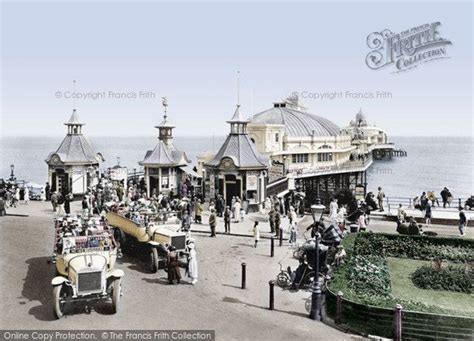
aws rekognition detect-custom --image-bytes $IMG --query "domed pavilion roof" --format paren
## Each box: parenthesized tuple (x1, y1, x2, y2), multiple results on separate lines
(250, 97, 340, 137)
(355, 108, 367, 126)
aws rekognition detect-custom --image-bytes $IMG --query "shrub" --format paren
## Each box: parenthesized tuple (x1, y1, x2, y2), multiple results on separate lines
(347, 255, 391, 297)
(412, 265, 473, 294)
(327, 233, 474, 317)
(354, 233, 474, 262)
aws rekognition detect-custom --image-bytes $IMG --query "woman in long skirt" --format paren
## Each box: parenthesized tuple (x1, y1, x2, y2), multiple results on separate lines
(253, 221, 260, 248)
(167, 246, 181, 284)
(187, 243, 198, 284)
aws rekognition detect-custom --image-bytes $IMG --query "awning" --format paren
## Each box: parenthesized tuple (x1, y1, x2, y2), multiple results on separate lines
(179, 165, 201, 178)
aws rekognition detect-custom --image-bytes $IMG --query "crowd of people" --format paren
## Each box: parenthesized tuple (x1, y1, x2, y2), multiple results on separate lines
(43, 173, 201, 286)
(0, 184, 31, 210)
(394, 187, 469, 236)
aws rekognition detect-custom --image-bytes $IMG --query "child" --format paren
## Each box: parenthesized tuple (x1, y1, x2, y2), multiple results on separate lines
(253, 221, 260, 248)
(289, 222, 297, 245)
(425, 202, 432, 226)
(240, 207, 245, 222)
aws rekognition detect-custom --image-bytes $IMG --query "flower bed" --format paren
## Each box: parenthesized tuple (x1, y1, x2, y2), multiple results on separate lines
(327, 233, 474, 317)
(412, 265, 473, 294)
(353, 232, 474, 262)
(347, 255, 391, 297)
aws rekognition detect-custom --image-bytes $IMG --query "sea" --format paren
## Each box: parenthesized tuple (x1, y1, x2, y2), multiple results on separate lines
(1, 136, 473, 199)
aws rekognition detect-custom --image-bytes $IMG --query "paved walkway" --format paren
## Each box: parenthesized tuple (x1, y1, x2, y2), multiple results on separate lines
(190, 210, 473, 240)
(372, 206, 474, 221)
(1, 201, 352, 341)
(5, 201, 472, 240)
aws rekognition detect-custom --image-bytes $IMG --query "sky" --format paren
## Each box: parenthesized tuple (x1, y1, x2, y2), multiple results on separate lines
(1, 1, 472, 137)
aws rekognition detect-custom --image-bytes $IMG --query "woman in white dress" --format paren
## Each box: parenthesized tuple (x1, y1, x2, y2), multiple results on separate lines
(329, 198, 338, 224)
(252, 221, 260, 248)
(15, 187, 20, 202)
(40, 187, 46, 201)
(233, 199, 241, 223)
(24, 186, 30, 205)
(187, 243, 198, 284)
(264, 197, 272, 217)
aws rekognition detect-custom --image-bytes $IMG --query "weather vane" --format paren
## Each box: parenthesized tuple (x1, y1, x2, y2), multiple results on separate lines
(237, 71, 240, 106)
(162, 96, 168, 119)
(73, 80, 77, 110)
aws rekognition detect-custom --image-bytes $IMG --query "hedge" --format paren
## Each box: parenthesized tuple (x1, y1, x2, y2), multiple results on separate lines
(327, 232, 474, 317)
(353, 232, 474, 262)
(412, 265, 473, 294)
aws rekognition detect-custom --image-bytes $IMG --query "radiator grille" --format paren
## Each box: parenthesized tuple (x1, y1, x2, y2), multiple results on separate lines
(77, 271, 102, 293)
(171, 235, 186, 251)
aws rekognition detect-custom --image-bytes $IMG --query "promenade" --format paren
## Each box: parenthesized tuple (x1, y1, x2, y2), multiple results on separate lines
(0, 201, 349, 340)
(2, 200, 470, 340)
(191, 209, 473, 240)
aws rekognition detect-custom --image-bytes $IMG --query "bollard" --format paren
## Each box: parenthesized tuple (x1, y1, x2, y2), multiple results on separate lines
(270, 236, 274, 257)
(335, 291, 343, 324)
(394, 304, 403, 341)
(269, 280, 275, 310)
(241, 263, 246, 289)
(279, 229, 283, 247)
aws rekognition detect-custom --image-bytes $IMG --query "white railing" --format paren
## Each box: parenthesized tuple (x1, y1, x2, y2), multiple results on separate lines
(288, 156, 373, 177)
(384, 196, 470, 213)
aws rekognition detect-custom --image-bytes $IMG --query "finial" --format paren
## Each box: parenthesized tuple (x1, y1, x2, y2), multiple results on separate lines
(237, 70, 240, 106)
(73, 80, 76, 110)
(162, 96, 168, 119)
(117, 157, 120, 166)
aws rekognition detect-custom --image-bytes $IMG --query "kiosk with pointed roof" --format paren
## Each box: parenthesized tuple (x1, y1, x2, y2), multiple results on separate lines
(205, 102, 268, 206)
(46, 109, 104, 196)
(139, 98, 190, 197)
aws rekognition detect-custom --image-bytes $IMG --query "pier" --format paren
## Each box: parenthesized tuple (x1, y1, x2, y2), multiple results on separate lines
(369, 144, 407, 159)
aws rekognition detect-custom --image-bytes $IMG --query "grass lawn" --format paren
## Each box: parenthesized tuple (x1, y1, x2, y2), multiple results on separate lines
(387, 257, 474, 315)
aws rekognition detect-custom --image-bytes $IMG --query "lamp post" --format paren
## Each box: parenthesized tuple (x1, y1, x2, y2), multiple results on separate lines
(9, 164, 16, 182)
(309, 201, 325, 321)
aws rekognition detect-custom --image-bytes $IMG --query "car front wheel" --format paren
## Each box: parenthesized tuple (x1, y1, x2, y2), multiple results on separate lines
(53, 285, 68, 319)
(111, 278, 122, 314)
(150, 247, 159, 273)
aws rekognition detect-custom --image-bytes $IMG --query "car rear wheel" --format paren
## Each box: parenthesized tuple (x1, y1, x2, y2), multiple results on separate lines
(276, 273, 291, 288)
(111, 278, 122, 314)
(53, 285, 68, 319)
(150, 247, 159, 273)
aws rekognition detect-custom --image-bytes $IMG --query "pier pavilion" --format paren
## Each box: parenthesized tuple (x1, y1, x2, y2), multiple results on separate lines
(139, 101, 190, 197)
(342, 109, 406, 160)
(204, 104, 268, 206)
(45, 109, 104, 196)
(247, 95, 372, 205)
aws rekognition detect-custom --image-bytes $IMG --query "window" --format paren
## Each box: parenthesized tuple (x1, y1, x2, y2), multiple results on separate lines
(292, 154, 309, 163)
(161, 168, 169, 189)
(275, 133, 279, 143)
(317, 153, 333, 162)
(319, 144, 332, 149)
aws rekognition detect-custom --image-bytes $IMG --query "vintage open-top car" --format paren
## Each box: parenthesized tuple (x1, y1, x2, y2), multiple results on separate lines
(51, 225, 124, 319)
(106, 210, 188, 272)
